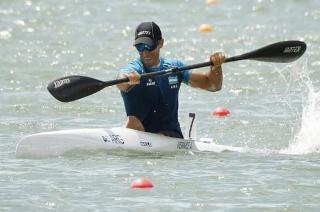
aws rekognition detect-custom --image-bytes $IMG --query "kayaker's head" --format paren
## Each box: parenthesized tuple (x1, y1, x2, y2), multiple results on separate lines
(134, 22, 164, 67)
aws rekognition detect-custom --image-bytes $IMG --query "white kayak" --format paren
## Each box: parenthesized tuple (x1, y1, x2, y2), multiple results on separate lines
(16, 127, 243, 158)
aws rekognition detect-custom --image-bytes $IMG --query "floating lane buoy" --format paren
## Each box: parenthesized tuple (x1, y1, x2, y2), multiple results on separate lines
(205, 0, 219, 5)
(212, 107, 230, 116)
(130, 178, 154, 189)
(198, 24, 214, 33)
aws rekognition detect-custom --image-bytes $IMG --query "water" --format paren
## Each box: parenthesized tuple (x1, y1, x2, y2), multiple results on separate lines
(1, 0, 320, 211)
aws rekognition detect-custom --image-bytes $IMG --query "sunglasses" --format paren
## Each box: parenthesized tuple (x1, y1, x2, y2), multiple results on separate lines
(135, 43, 157, 52)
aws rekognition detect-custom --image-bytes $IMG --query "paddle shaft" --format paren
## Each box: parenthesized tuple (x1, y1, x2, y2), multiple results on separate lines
(102, 57, 240, 87)
(47, 40, 307, 102)
(103, 38, 308, 87)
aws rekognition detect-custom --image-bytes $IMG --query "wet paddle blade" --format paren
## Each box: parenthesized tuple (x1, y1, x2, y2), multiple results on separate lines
(47, 75, 105, 102)
(226, 40, 307, 63)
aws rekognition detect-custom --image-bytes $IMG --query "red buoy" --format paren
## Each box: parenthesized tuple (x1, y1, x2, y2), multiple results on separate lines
(212, 107, 230, 116)
(130, 178, 154, 189)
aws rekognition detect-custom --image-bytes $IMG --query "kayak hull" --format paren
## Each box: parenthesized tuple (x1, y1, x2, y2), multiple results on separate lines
(16, 127, 242, 158)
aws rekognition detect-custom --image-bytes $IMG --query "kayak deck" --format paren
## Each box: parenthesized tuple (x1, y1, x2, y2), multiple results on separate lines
(16, 127, 243, 158)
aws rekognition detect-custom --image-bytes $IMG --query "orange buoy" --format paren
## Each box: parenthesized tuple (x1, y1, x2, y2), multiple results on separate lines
(130, 178, 154, 189)
(212, 107, 230, 116)
(206, 0, 219, 5)
(198, 24, 213, 33)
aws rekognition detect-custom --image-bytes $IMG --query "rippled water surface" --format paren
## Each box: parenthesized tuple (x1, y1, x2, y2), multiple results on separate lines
(1, 0, 320, 211)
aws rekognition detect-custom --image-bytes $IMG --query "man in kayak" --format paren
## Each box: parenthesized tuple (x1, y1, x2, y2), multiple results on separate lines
(117, 22, 225, 138)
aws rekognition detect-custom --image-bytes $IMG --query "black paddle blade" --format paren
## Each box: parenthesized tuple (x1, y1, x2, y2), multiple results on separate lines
(47, 75, 105, 102)
(228, 40, 307, 63)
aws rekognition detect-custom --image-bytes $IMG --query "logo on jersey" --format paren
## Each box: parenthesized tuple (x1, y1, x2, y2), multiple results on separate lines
(168, 76, 178, 89)
(146, 78, 156, 86)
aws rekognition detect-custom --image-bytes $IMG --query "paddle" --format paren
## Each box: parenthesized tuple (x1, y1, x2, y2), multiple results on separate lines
(47, 40, 306, 102)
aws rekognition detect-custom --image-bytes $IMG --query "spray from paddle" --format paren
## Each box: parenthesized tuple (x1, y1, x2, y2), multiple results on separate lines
(280, 62, 320, 154)
(281, 88, 320, 154)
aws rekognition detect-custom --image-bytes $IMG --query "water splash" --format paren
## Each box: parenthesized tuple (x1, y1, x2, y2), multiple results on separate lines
(281, 88, 320, 154)
(280, 59, 320, 155)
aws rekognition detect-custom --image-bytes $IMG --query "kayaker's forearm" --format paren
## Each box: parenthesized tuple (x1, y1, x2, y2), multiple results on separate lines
(206, 65, 223, 92)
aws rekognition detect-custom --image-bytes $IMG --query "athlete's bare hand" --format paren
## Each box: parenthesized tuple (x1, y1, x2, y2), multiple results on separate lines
(121, 71, 141, 85)
(210, 52, 225, 67)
